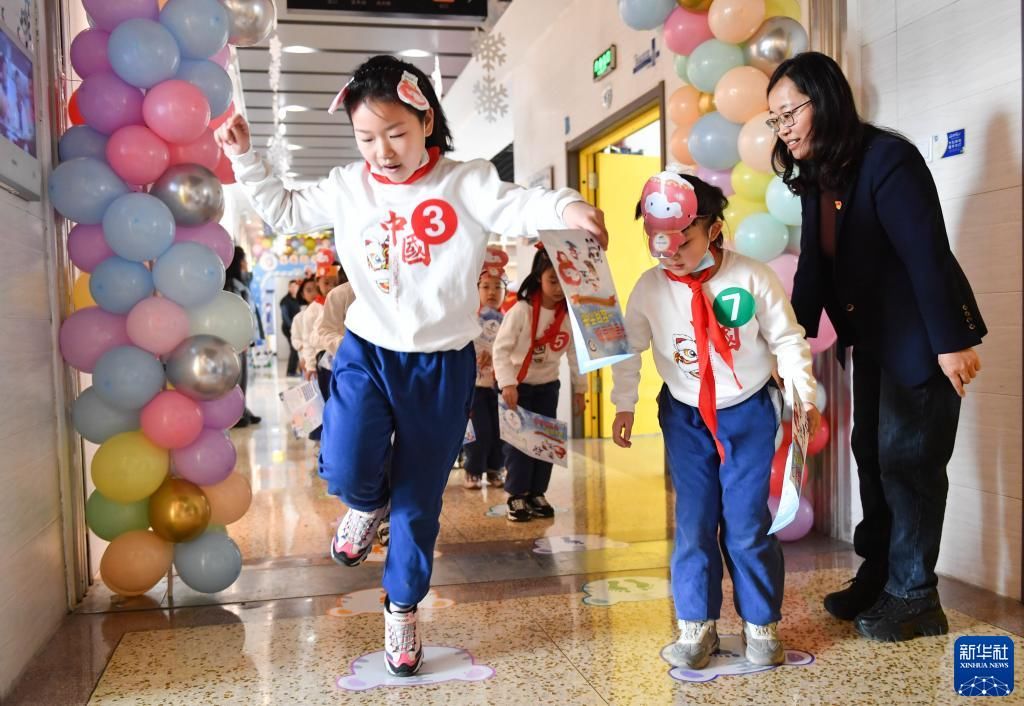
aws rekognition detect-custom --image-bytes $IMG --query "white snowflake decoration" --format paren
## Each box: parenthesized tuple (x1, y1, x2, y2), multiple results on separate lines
(268, 33, 283, 92)
(473, 74, 508, 123)
(472, 28, 507, 72)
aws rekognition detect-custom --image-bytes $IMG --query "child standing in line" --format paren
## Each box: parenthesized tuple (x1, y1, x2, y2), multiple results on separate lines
(611, 171, 819, 669)
(492, 247, 586, 522)
(217, 55, 607, 676)
(289, 276, 319, 378)
(463, 245, 509, 490)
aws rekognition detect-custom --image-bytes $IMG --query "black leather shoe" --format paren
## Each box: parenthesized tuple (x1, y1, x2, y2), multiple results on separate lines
(854, 591, 949, 642)
(824, 576, 887, 621)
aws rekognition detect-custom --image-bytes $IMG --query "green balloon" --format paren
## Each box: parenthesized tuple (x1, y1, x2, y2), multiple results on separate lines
(86, 490, 150, 541)
(674, 54, 689, 81)
(686, 39, 744, 93)
(205, 524, 227, 534)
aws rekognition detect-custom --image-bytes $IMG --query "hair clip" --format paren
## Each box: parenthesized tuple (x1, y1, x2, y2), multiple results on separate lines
(327, 77, 355, 115)
(397, 71, 430, 111)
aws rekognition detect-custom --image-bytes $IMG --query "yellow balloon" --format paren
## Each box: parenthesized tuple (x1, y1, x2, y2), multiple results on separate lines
(724, 195, 768, 239)
(731, 162, 774, 202)
(678, 0, 713, 9)
(92, 432, 169, 503)
(72, 272, 95, 310)
(148, 478, 211, 543)
(697, 91, 717, 115)
(765, 0, 801, 21)
(100, 530, 173, 597)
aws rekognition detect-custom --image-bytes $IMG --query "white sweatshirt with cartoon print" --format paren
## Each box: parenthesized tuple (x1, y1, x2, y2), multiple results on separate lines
(230, 148, 583, 353)
(611, 250, 817, 413)
(492, 300, 587, 391)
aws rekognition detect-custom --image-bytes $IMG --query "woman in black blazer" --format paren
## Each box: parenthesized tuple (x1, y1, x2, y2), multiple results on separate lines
(766, 52, 984, 642)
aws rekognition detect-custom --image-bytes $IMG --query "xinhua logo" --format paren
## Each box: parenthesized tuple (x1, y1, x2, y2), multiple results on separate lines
(954, 636, 1014, 697)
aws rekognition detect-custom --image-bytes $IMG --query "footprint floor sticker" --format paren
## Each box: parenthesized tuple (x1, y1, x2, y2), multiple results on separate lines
(661, 635, 813, 683)
(581, 576, 670, 606)
(328, 588, 454, 617)
(337, 646, 495, 691)
(533, 534, 630, 554)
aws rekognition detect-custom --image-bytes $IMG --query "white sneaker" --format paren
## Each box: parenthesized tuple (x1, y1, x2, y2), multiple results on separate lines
(743, 621, 784, 666)
(330, 503, 389, 566)
(463, 474, 482, 489)
(384, 598, 423, 677)
(665, 619, 719, 669)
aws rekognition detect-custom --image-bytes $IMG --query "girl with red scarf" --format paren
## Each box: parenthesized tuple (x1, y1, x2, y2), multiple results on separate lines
(493, 247, 586, 522)
(611, 172, 820, 671)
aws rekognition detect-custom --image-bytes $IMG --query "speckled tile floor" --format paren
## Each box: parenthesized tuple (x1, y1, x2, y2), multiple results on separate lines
(7, 363, 1024, 705)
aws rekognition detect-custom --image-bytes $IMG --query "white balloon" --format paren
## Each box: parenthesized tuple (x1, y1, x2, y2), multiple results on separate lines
(187, 290, 257, 352)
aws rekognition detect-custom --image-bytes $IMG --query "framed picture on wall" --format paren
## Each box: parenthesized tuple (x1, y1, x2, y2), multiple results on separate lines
(527, 166, 553, 190)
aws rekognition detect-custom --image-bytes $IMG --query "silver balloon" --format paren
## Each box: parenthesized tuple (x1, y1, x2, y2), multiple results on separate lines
(744, 17, 809, 76)
(165, 335, 241, 401)
(219, 0, 276, 47)
(150, 164, 225, 227)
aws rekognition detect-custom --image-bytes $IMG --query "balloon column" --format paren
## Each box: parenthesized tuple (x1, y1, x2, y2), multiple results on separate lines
(54, 0, 275, 597)
(619, 0, 833, 540)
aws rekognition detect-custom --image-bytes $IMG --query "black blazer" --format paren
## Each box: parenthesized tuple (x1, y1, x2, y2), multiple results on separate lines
(791, 126, 986, 387)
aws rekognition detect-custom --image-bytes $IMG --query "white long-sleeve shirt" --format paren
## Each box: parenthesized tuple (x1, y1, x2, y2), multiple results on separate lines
(611, 250, 817, 413)
(290, 301, 323, 371)
(231, 148, 583, 353)
(493, 299, 587, 391)
(316, 282, 356, 357)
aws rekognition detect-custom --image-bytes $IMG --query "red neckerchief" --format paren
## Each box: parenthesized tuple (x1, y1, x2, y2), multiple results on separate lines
(314, 295, 326, 305)
(366, 147, 441, 186)
(516, 293, 568, 383)
(663, 266, 741, 462)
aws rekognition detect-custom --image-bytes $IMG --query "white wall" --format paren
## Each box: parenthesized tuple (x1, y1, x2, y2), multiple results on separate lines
(856, 0, 1022, 598)
(0, 0, 69, 695)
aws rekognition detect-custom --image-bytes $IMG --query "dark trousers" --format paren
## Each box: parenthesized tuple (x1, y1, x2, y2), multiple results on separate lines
(464, 386, 502, 478)
(309, 353, 333, 442)
(283, 327, 298, 375)
(850, 347, 962, 599)
(503, 380, 560, 497)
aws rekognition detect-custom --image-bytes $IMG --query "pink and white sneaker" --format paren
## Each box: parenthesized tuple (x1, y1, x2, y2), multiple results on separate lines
(384, 597, 423, 677)
(330, 503, 389, 566)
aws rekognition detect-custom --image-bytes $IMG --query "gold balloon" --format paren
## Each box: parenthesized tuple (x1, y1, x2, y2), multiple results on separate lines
(698, 92, 717, 115)
(148, 478, 211, 543)
(678, 0, 713, 9)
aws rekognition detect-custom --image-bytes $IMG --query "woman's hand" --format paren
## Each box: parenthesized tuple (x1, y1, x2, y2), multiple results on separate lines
(501, 385, 518, 410)
(563, 201, 609, 249)
(214, 114, 252, 156)
(612, 411, 634, 448)
(938, 348, 981, 397)
(572, 392, 586, 416)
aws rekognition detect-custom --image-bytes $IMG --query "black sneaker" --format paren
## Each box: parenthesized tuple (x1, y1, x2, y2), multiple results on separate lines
(506, 496, 532, 522)
(824, 576, 887, 621)
(526, 494, 555, 518)
(854, 590, 949, 642)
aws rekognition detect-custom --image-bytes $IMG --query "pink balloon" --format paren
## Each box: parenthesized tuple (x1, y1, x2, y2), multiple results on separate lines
(143, 80, 211, 145)
(175, 223, 233, 267)
(168, 129, 220, 171)
(82, 0, 158, 32)
(58, 308, 130, 372)
(808, 310, 837, 354)
(198, 386, 245, 429)
(767, 253, 799, 298)
(213, 149, 235, 185)
(663, 7, 714, 56)
(141, 390, 203, 449)
(68, 223, 116, 273)
(172, 429, 236, 485)
(70, 29, 111, 78)
(77, 72, 144, 135)
(126, 297, 189, 355)
(807, 416, 830, 455)
(773, 496, 814, 542)
(210, 45, 230, 69)
(696, 166, 734, 197)
(106, 125, 170, 185)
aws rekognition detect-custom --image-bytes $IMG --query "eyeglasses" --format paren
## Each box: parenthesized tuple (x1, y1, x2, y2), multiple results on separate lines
(765, 100, 812, 133)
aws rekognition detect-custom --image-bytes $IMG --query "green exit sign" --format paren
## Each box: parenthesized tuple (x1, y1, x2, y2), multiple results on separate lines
(593, 45, 616, 82)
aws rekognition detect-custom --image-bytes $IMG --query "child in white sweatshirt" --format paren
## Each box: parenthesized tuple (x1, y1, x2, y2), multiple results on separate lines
(611, 172, 820, 671)
(493, 247, 586, 522)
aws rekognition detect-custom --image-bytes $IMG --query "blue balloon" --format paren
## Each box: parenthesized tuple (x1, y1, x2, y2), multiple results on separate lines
(686, 39, 744, 93)
(159, 0, 230, 60)
(90, 256, 154, 314)
(735, 213, 790, 263)
(48, 158, 129, 225)
(108, 19, 181, 89)
(618, 0, 676, 30)
(102, 193, 176, 262)
(72, 386, 140, 444)
(176, 59, 232, 117)
(689, 112, 742, 171)
(58, 125, 109, 162)
(766, 176, 803, 226)
(173, 531, 242, 593)
(92, 345, 166, 411)
(153, 242, 225, 307)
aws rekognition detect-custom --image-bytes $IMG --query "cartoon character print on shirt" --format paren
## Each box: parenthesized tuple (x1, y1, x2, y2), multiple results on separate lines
(365, 199, 460, 293)
(475, 308, 503, 378)
(364, 225, 391, 294)
(672, 334, 700, 379)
